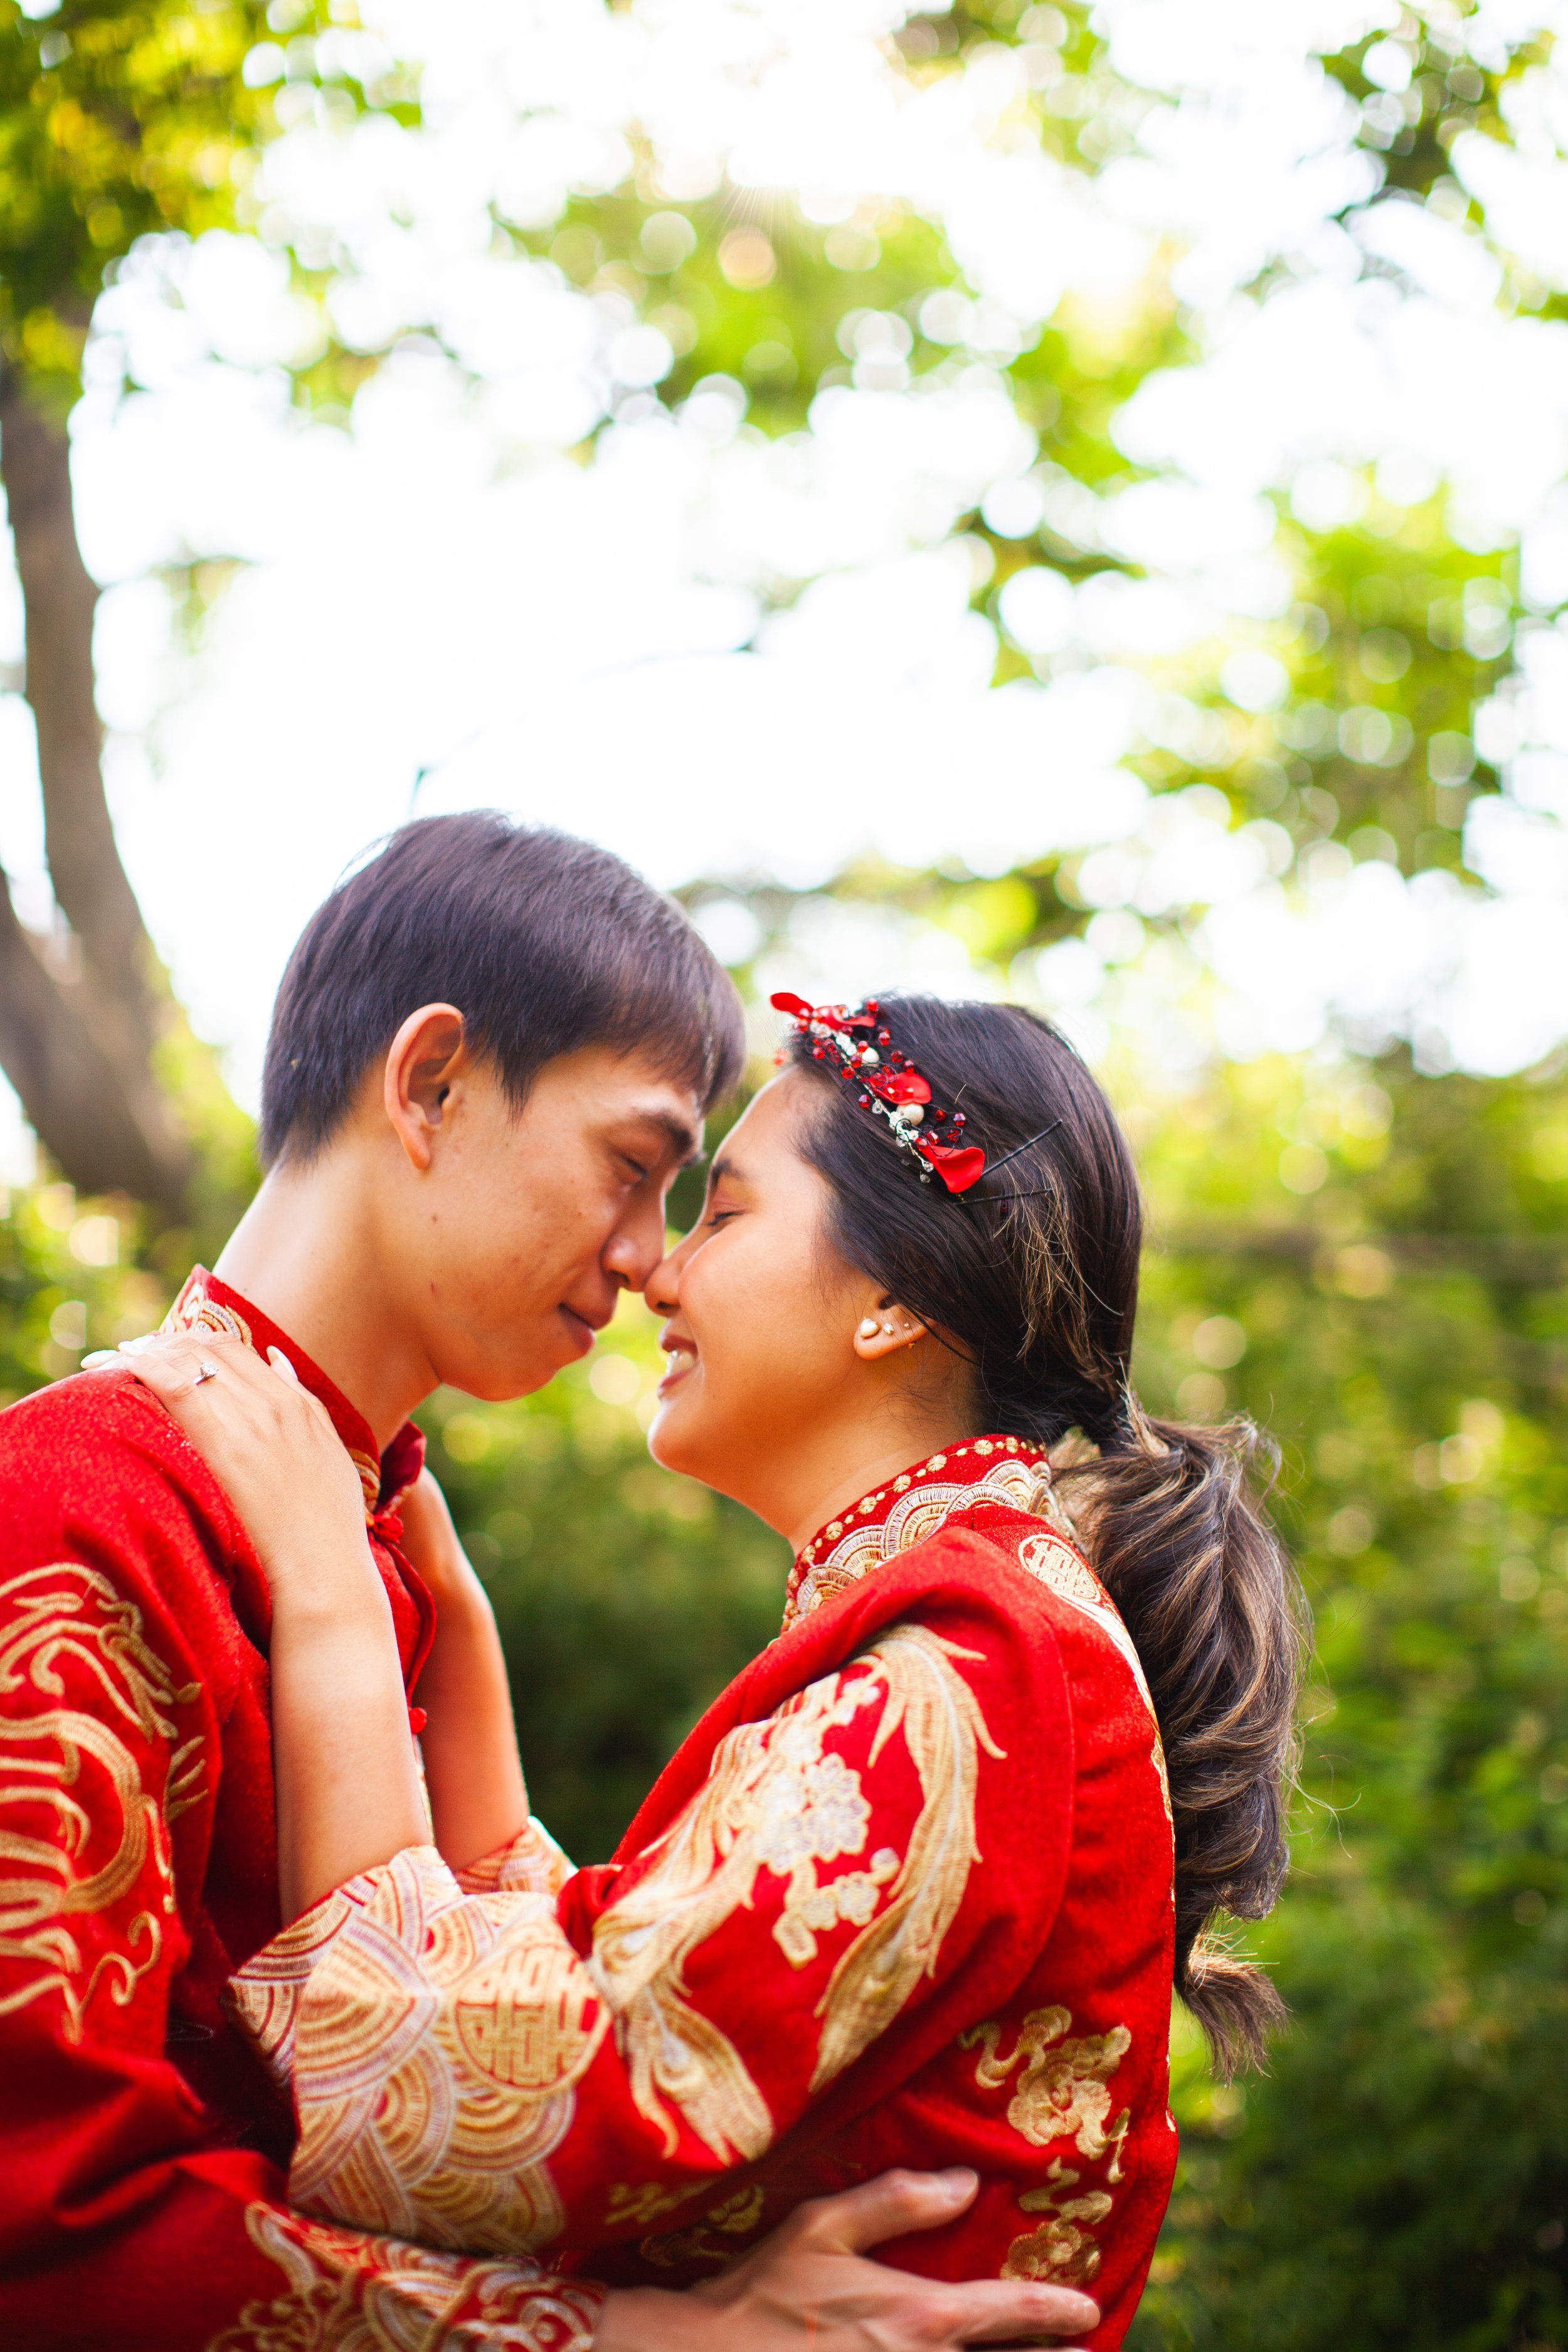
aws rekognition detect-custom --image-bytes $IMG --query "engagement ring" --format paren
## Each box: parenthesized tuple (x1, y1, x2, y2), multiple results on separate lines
(192, 1361, 219, 1386)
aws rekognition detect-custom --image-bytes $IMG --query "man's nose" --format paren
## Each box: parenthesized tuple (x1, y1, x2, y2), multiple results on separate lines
(604, 1196, 671, 1292)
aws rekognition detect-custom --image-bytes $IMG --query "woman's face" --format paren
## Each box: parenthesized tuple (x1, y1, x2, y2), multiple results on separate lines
(645, 1073, 877, 1514)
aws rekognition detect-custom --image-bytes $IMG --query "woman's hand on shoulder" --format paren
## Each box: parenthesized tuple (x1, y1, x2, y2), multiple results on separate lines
(91, 1332, 374, 1619)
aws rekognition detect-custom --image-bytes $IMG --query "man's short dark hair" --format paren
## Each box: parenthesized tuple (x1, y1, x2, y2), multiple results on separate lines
(259, 814, 746, 1167)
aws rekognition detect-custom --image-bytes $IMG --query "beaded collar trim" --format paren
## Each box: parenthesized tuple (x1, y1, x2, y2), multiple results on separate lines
(783, 1434, 1172, 1823)
(782, 1434, 1076, 1634)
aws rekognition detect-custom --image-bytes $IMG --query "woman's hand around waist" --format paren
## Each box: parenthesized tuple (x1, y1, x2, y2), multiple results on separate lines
(91, 1331, 376, 1624)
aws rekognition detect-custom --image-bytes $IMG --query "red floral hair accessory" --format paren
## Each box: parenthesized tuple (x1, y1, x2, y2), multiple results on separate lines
(771, 992, 988, 1193)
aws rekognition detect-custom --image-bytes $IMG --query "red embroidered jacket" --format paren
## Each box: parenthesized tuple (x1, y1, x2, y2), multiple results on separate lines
(0, 1271, 604, 2352)
(230, 1439, 1179, 2351)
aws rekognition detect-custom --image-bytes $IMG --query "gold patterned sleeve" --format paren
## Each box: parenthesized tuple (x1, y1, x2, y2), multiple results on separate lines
(228, 1618, 1019, 2260)
(454, 1816, 576, 1899)
(212, 2200, 607, 2352)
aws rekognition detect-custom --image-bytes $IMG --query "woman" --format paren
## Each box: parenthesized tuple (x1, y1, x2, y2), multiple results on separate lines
(118, 993, 1301, 2350)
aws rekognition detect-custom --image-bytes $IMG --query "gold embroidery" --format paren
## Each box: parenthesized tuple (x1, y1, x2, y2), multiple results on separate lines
(605, 2179, 712, 2229)
(638, 2180, 771, 2270)
(810, 1626, 1002, 2093)
(452, 1932, 603, 2093)
(962, 2005, 1131, 2174)
(776, 1846, 899, 1964)
(706, 2183, 767, 2234)
(233, 1628, 997, 2254)
(167, 1734, 207, 1823)
(588, 1667, 884, 2165)
(1003, 2159, 1115, 2285)
(277, 1856, 595, 2254)
(164, 1281, 254, 1352)
(208, 2200, 605, 2352)
(224, 1874, 383, 2099)
(456, 1816, 577, 1900)
(0, 1562, 201, 2041)
(787, 1455, 1051, 1628)
(589, 1622, 997, 2154)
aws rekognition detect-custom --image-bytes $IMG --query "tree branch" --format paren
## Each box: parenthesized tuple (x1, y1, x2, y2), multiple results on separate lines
(0, 361, 191, 1211)
(0, 369, 151, 1015)
(0, 864, 186, 1207)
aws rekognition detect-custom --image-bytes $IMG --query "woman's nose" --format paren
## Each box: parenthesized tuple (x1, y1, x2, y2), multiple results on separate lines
(644, 1231, 693, 1316)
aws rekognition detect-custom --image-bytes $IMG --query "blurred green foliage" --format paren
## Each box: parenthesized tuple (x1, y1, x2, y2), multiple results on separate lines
(1, 0, 282, 405)
(1124, 1057, 1568, 2351)
(0, 0, 416, 423)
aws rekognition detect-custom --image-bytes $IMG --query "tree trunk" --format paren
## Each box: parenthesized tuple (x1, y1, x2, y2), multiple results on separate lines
(0, 364, 190, 1213)
(0, 867, 188, 1204)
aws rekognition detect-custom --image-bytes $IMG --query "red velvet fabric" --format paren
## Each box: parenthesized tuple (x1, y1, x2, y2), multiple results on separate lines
(0, 1273, 435, 2348)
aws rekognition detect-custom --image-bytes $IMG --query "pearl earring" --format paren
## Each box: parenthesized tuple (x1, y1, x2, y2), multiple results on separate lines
(858, 1316, 879, 1338)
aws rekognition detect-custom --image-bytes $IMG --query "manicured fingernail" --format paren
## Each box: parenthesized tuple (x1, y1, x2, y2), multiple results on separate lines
(82, 1352, 118, 1369)
(267, 1346, 300, 1384)
(940, 2167, 977, 2197)
(117, 1335, 157, 1355)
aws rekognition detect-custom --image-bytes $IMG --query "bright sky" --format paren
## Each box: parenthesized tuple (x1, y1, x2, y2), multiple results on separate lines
(4, 0, 1568, 1176)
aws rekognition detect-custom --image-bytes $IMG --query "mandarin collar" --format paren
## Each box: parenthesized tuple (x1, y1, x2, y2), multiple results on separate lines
(164, 1268, 426, 1525)
(783, 1433, 1055, 1634)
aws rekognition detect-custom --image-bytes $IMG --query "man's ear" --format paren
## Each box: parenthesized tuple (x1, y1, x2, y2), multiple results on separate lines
(384, 1004, 468, 1172)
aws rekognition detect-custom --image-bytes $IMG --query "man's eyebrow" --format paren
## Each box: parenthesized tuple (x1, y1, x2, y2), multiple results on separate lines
(623, 1104, 704, 1166)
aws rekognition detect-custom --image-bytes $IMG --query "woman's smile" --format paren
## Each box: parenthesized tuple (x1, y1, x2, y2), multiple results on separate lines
(657, 1330, 697, 1396)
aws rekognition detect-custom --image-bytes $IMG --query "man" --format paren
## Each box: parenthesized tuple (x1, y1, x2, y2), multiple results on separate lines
(0, 815, 1099, 2351)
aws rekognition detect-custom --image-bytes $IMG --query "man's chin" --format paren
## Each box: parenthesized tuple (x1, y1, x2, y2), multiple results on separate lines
(442, 1322, 593, 1402)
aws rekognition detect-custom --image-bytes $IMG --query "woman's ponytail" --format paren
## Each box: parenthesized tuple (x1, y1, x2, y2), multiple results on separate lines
(1062, 1404, 1303, 2075)
(791, 993, 1305, 2074)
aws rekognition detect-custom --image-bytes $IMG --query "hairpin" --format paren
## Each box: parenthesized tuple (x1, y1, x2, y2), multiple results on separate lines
(977, 1118, 1064, 1184)
(772, 991, 988, 1192)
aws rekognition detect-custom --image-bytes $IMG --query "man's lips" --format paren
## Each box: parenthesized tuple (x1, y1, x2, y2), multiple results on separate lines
(558, 1304, 605, 1353)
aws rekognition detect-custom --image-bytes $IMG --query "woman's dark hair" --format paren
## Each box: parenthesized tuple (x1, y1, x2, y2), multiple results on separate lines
(789, 995, 1303, 2075)
(261, 814, 745, 1167)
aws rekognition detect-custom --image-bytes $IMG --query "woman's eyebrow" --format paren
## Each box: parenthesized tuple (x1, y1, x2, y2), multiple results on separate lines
(707, 1151, 749, 1189)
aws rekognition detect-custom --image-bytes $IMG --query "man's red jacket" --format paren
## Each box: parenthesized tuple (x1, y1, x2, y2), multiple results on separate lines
(0, 1272, 604, 2352)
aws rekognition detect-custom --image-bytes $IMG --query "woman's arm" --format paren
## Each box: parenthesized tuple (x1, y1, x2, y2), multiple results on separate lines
(223, 1608, 1051, 2264)
(107, 1331, 428, 1918)
(396, 1469, 532, 1871)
